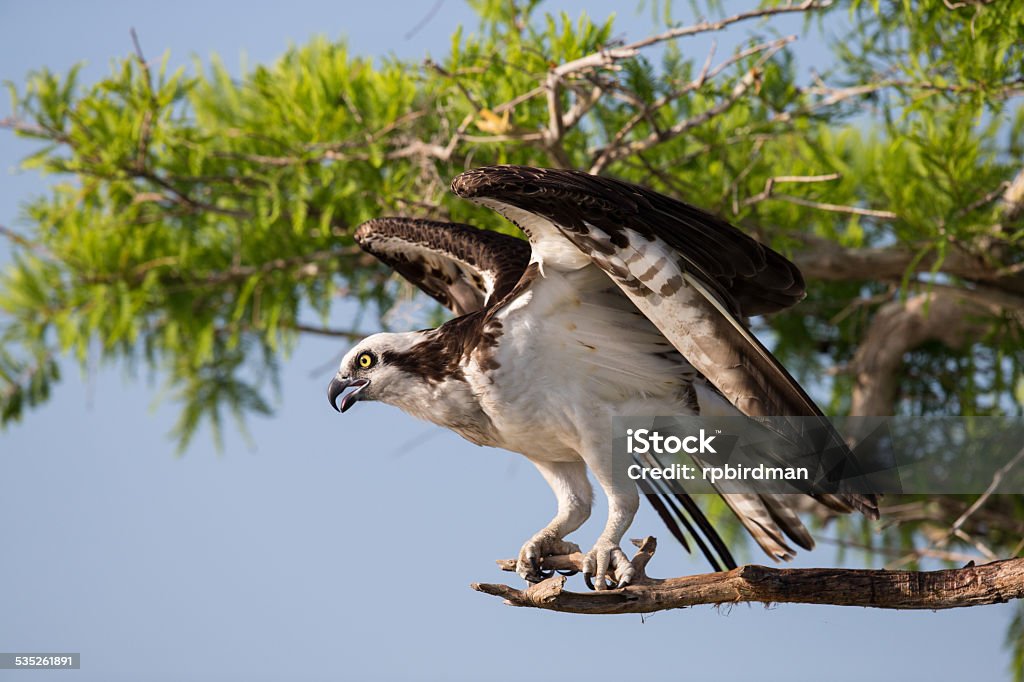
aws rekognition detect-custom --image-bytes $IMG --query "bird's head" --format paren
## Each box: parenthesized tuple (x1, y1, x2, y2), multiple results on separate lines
(327, 331, 429, 413)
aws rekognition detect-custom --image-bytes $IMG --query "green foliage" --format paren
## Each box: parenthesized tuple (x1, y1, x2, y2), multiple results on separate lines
(0, 0, 1020, 440)
(0, 8, 625, 448)
(0, 0, 1017, 444)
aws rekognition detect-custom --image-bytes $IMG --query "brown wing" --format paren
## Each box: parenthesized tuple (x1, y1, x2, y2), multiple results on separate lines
(452, 166, 878, 538)
(451, 166, 831, 420)
(354, 217, 531, 316)
(452, 165, 805, 317)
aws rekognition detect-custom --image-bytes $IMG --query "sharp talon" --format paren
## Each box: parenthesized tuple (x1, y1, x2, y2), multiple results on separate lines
(616, 579, 628, 589)
(584, 572, 595, 591)
(527, 556, 553, 581)
(556, 569, 578, 577)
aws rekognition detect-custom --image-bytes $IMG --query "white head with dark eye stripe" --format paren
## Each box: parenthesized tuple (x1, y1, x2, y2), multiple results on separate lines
(327, 331, 431, 413)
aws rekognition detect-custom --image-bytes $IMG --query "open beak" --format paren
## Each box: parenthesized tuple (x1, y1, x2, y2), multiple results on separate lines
(327, 376, 370, 413)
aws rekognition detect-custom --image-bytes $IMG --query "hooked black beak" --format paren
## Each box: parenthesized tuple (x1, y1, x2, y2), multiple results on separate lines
(328, 376, 370, 413)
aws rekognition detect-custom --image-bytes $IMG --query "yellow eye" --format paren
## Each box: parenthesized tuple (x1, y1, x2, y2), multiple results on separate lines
(357, 352, 376, 369)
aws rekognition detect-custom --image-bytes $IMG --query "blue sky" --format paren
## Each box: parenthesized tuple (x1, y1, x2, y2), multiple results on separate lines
(0, 2, 1017, 681)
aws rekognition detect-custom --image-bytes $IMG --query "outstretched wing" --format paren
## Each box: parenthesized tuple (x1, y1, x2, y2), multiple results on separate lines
(451, 166, 823, 418)
(452, 165, 827, 413)
(354, 217, 531, 316)
(452, 165, 878, 549)
(453, 166, 805, 317)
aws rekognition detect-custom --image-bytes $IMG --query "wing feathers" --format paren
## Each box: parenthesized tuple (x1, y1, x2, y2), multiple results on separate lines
(452, 165, 805, 316)
(452, 166, 879, 548)
(354, 217, 531, 316)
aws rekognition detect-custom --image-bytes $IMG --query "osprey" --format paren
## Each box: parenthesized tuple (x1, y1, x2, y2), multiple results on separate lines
(328, 165, 877, 589)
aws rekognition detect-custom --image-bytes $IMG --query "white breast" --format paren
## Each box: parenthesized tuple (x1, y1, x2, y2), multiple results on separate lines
(463, 264, 698, 462)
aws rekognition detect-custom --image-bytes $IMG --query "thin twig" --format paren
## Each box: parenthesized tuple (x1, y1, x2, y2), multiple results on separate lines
(129, 28, 157, 171)
(590, 54, 769, 172)
(891, 445, 1024, 570)
(954, 180, 1012, 220)
(590, 36, 794, 174)
(625, 1, 832, 52)
(740, 172, 842, 210)
(404, 0, 445, 40)
(769, 193, 899, 220)
(288, 323, 368, 341)
(0, 225, 54, 258)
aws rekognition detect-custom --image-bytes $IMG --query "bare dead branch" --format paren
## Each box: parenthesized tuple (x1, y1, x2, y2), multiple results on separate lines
(827, 284, 898, 326)
(561, 83, 605, 132)
(491, 86, 546, 115)
(424, 59, 485, 113)
(128, 28, 151, 83)
(472, 536, 1024, 614)
(954, 180, 1012, 220)
(773, 83, 888, 124)
(0, 116, 72, 144)
(544, 72, 565, 149)
(917, 280, 1024, 314)
(550, 48, 640, 80)
(287, 323, 368, 341)
(624, 1, 832, 52)
(403, 0, 445, 41)
(81, 246, 361, 290)
(546, 1, 826, 84)
(459, 132, 546, 145)
(128, 28, 159, 173)
(848, 289, 1000, 416)
(770, 194, 899, 219)
(789, 234, 1024, 292)
(930, 446, 1024, 555)
(129, 169, 251, 219)
(590, 56, 768, 172)
(819, 535, 985, 566)
(740, 172, 842, 210)
(0, 224, 54, 259)
(589, 36, 794, 174)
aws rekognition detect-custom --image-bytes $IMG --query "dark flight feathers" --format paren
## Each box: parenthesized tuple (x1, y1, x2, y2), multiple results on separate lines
(354, 217, 530, 316)
(451, 165, 806, 317)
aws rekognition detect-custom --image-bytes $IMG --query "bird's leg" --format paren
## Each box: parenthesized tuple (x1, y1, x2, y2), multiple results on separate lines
(517, 460, 592, 583)
(578, 441, 640, 590)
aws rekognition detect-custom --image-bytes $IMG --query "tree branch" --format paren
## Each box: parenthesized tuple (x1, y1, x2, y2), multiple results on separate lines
(591, 57, 766, 172)
(80, 246, 362, 289)
(790, 234, 1024, 297)
(893, 446, 1024, 570)
(472, 537, 1024, 615)
(848, 289, 999, 416)
(0, 224, 53, 259)
(623, 1, 832, 52)
(740, 172, 842, 209)
(589, 36, 794, 174)
(288, 323, 368, 341)
(765, 194, 899, 220)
